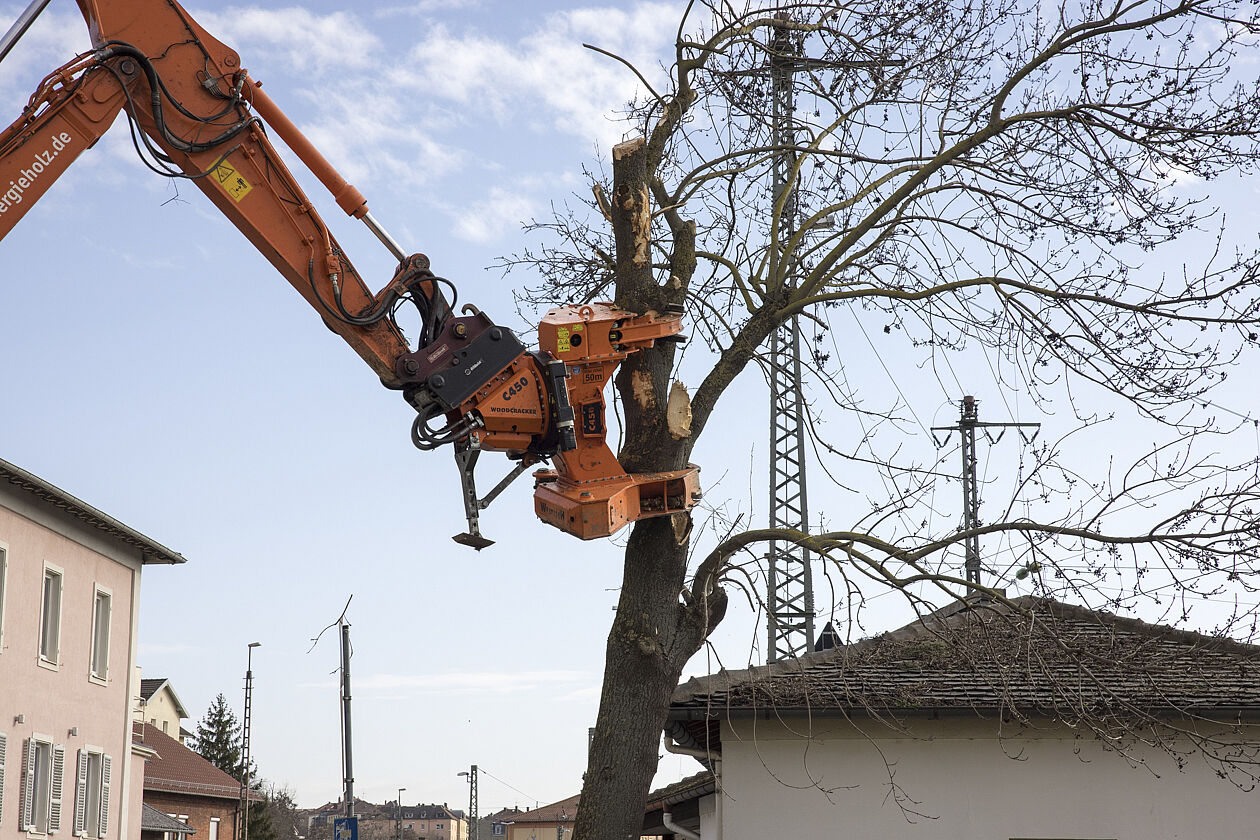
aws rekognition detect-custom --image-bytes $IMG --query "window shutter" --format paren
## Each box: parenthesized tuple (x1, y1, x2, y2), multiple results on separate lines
(49, 744, 65, 833)
(73, 750, 88, 837)
(0, 732, 7, 827)
(98, 755, 111, 838)
(22, 738, 35, 831)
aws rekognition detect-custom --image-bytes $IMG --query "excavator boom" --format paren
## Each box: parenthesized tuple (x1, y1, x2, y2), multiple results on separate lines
(1, 0, 700, 546)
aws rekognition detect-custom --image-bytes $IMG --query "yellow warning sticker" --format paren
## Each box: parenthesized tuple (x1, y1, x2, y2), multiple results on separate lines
(211, 159, 253, 202)
(556, 326, 571, 353)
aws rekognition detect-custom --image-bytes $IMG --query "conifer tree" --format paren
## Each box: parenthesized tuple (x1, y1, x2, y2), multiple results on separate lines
(192, 693, 245, 781)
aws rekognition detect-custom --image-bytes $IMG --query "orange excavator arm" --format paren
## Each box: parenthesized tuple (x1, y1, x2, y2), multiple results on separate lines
(1, 0, 701, 547)
(2, 0, 417, 381)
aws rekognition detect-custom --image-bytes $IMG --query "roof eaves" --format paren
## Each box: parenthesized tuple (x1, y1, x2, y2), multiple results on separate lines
(164, 683, 191, 718)
(0, 458, 185, 565)
(143, 777, 243, 799)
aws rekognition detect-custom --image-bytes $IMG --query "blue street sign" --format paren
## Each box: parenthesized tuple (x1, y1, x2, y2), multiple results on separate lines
(334, 817, 358, 840)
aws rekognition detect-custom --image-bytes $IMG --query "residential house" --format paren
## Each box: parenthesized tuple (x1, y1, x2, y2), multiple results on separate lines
(0, 457, 184, 840)
(136, 722, 248, 840)
(305, 801, 464, 840)
(298, 801, 339, 839)
(395, 803, 464, 840)
(657, 595, 1260, 839)
(338, 801, 396, 840)
(301, 799, 378, 839)
(474, 807, 522, 839)
(502, 796, 576, 840)
(136, 678, 191, 744)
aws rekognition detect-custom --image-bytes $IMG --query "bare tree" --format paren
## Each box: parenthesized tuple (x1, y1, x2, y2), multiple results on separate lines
(503, 1, 1260, 837)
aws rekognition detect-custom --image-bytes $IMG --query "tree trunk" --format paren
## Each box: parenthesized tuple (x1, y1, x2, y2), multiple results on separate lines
(574, 137, 724, 840)
(576, 520, 698, 840)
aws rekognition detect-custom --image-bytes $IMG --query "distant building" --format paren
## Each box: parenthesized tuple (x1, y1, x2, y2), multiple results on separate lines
(301, 799, 370, 838)
(476, 807, 522, 839)
(305, 801, 465, 840)
(136, 678, 192, 744)
(0, 457, 184, 840)
(501, 796, 576, 840)
(394, 803, 465, 840)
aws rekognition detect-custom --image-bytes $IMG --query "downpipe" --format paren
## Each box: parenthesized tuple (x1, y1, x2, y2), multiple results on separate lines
(662, 812, 700, 840)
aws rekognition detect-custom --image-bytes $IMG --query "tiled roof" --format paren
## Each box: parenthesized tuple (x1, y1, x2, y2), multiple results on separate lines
(482, 807, 524, 822)
(398, 804, 458, 820)
(641, 772, 714, 835)
(135, 722, 259, 801)
(0, 458, 185, 564)
(140, 679, 167, 701)
(141, 804, 196, 834)
(644, 772, 714, 810)
(138, 679, 190, 718)
(302, 799, 388, 820)
(508, 794, 579, 823)
(669, 596, 1260, 739)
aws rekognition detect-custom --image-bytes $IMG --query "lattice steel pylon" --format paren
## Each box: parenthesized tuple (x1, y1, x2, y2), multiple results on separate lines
(765, 14, 815, 663)
(931, 396, 1040, 585)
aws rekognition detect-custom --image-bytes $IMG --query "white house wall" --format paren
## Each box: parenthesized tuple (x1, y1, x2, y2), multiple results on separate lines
(139, 688, 183, 738)
(717, 716, 1260, 839)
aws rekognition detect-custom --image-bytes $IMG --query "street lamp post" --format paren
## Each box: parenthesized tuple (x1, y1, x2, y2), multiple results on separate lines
(396, 788, 406, 840)
(238, 642, 261, 840)
(456, 767, 477, 840)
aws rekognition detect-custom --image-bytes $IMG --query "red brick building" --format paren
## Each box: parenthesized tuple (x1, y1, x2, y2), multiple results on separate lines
(135, 722, 247, 840)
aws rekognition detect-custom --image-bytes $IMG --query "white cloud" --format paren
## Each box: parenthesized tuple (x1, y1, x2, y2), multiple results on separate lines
(5, 3, 683, 212)
(391, 2, 681, 146)
(297, 85, 465, 187)
(0, 8, 93, 101)
(192, 7, 383, 73)
(187, 6, 463, 188)
(452, 186, 537, 243)
(373, 0, 481, 18)
(1154, 161, 1201, 188)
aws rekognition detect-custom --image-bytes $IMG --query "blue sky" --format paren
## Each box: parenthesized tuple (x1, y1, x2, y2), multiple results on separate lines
(4, 0, 1260, 814)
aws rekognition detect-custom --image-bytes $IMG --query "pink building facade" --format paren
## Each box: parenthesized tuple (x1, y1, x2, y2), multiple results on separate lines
(0, 459, 183, 840)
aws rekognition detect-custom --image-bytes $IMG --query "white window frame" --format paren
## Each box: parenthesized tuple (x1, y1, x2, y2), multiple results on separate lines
(88, 587, 111, 685)
(161, 813, 188, 840)
(38, 565, 64, 669)
(0, 542, 9, 653)
(22, 735, 64, 836)
(209, 817, 220, 840)
(72, 747, 110, 839)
